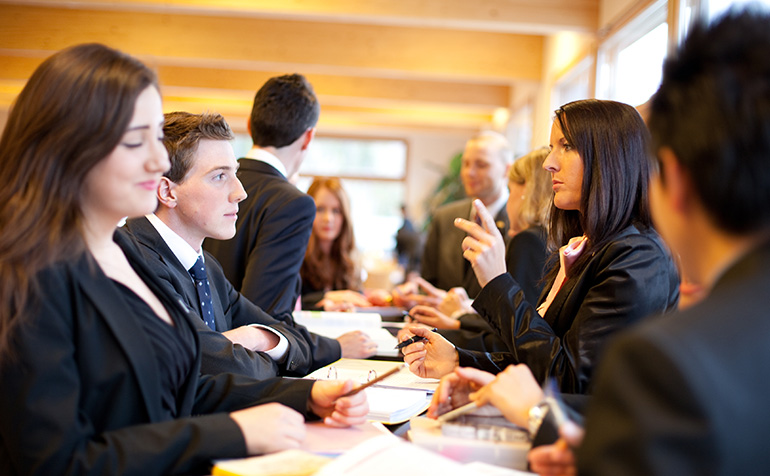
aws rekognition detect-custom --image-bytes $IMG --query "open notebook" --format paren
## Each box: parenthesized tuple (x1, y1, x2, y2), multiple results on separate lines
(305, 359, 439, 424)
(293, 311, 399, 357)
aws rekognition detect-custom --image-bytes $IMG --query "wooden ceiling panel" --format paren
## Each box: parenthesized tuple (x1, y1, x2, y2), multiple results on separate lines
(0, 4, 542, 81)
(0, 0, 598, 132)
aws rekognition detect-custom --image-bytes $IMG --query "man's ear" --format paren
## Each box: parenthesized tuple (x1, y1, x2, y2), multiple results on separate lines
(658, 146, 692, 214)
(300, 127, 316, 151)
(157, 177, 178, 209)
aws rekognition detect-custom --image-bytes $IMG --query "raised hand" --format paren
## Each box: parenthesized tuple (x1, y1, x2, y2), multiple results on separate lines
(454, 199, 507, 288)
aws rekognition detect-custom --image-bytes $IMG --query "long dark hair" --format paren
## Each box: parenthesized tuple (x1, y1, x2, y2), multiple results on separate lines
(301, 177, 359, 291)
(0, 43, 158, 360)
(546, 99, 652, 280)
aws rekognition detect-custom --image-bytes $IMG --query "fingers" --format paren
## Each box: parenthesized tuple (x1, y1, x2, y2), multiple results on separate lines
(472, 199, 497, 233)
(454, 218, 489, 243)
(325, 392, 370, 427)
(559, 421, 585, 447)
(454, 366, 496, 386)
(413, 276, 443, 297)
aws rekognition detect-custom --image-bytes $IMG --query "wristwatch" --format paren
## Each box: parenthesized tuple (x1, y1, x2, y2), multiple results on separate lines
(527, 401, 550, 437)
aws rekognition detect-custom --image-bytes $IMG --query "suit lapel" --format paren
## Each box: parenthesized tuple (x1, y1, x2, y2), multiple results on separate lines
(126, 217, 226, 330)
(74, 248, 163, 422)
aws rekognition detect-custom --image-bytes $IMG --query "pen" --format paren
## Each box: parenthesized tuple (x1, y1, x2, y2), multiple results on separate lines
(436, 401, 480, 423)
(393, 327, 438, 350)
(338, 365, 403, 398)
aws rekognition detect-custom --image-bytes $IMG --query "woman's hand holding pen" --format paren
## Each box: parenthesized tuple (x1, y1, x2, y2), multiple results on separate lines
(308, 380, 369, 428)
(427, 367, 495, 419)
(399, 325, 458, 379)
(454, 199, 507, 289)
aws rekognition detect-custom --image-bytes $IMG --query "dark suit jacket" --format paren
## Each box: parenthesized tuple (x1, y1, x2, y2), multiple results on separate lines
(438, 226, 548, 352)
(123, 217, 339, 377)
(578, 240, 770, 475)
(421, 198, 509, 298)
(460, 225, 680, 394)
(0, 231, 315, 476)
(205, 159, 315, 316)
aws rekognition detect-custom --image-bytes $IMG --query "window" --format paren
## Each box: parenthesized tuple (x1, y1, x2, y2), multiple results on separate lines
(231, 134, 408, 286)
(297, 137, 407, 259)
(597, 0, 669, 106)
(705, 0, 770, 20)
(551, 57, 593, 113)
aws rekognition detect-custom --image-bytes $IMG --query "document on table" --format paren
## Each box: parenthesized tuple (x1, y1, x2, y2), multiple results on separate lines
(305, 358, 439, 424)
(293, 310, 399, 357)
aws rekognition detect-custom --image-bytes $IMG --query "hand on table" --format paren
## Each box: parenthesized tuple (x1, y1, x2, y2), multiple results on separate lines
(407, 305, 460, 330)
(391, 276, 446, 309)
(337, 330, 377, 359)
(230, 403, 306, 454)
(317, 290, 372, 311)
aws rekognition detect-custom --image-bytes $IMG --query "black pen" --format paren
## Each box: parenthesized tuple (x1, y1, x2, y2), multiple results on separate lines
(394, 327, 438, 350)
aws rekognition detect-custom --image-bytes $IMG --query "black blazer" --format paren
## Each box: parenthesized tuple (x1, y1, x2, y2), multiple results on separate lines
(0, 231, 315, 476)
(205, 159, 315, 316)
(438, 226, 548, 352)
(578, 240, 770, 475)
(460, 225, 680, 394)
(123, 217, 340, 377)
(421, 198, 510, 298)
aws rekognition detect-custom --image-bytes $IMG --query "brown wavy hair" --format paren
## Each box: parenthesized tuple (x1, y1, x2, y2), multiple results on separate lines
(300, 177, 360, 291)
(0, 44, 157, 361)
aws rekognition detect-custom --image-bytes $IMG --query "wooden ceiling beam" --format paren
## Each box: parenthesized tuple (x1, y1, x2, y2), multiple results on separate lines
(0, 0, 599, 34)
(0, 4, 543, 82)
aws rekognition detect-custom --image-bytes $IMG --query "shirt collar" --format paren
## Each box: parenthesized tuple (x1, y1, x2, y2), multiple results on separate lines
(470, 188, 510, 222)
(145, 213, 202, 271)
(243, 147, 288, 178)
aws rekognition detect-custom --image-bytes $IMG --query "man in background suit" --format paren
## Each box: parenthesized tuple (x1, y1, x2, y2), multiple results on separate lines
(529, 9, 770, 475)
(420, 131, 513, 298)
(205, 74, 320, 317)
(125, 111, 376, 379)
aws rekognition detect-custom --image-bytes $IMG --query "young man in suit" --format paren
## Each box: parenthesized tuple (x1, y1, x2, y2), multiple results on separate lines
(419, 131, 514, 299)
(529, 9, 770, 475)
(204, 74, 320, 317)
(124, 111, 377, 379)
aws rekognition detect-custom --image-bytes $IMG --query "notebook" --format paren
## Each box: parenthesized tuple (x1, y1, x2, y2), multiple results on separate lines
(292, 311, 399, 357)
(305, 359, 439, 424)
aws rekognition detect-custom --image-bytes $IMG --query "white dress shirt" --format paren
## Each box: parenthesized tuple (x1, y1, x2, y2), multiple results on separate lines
(145, 213, 289, 361)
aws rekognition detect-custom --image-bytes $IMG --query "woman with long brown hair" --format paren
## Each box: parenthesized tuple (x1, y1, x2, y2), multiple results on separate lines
(300, 177, 388, 310)
(0, 44, 366, 476)
(403, 100, 680, 395)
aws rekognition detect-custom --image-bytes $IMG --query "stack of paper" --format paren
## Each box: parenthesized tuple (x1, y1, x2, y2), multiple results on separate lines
(364, 387, 430, 423)
(293, 310, 399, 357)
